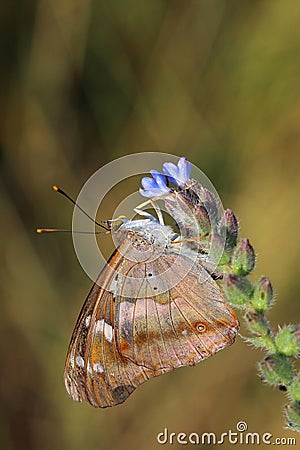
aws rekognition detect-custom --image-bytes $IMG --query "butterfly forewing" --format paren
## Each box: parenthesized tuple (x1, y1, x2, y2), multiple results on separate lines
(64, 240, 174, 407)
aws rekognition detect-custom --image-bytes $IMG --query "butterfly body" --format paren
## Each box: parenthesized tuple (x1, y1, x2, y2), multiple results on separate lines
(64, 218, 239, 407)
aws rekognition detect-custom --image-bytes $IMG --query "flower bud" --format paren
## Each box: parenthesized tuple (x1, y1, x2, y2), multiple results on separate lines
(223, 274, 253, 307)
(244, 310, 269, 335)
(284, 402, 300, 432)
(164, 193, 194, 233)
(275, 326, 300, 357)
(164, 193, 210, 252)
(194, 204, 211, 234)
(287, 376, 300, 402)
(293, 324, 300, 341)
(258, 354, 293, 387)
(210, 232, 230, 266)
(198, 187, 219, 229)
(247, 335, 277, 353)
(199, 186, 218, 207)
(231, 238, 255, 276)
(252, 276, 273, 312)
(219, 209, 239, 254)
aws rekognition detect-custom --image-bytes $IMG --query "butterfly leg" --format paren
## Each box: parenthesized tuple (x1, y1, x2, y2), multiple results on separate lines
(134, 199, 165, 225)
(170, 233, 209, 244)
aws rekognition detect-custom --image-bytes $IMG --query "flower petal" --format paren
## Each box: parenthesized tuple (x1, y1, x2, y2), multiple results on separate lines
(140, 173, 172, 198)
(140, 157, 192, 197)
(139, 187, 155, 198)
(141, 176, 156, 190)
(163, 157, 191, 188)
(177, 157, 192, 181)
(149, 170, 162, 177)
(162, 162, 179, 180)
(151, 172, 168, 190)
(139, 187, 168, 198)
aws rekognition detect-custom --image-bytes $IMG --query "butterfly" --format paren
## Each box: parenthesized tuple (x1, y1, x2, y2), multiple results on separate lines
(64, 214, 239, 408)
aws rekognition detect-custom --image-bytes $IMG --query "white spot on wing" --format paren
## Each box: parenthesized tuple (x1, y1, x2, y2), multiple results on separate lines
(95, 319, 104, 333)
(93, 362, 104, 373)
(76, 356, 84, 368)
(70, 354, 75, 368)
(85, 315, 91, 327)
(182, 329, 188, 336)
(95, 319, 113, 343)
(104, 322, 113, 343)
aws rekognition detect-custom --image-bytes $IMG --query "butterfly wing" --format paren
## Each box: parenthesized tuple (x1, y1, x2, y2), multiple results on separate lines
(64, 243, 172, 407)
(64, 235, 238, 407)
(115, 251, 239, 371)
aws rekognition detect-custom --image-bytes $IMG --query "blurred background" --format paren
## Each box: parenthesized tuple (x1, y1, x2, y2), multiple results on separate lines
(1, 1, 300, 449)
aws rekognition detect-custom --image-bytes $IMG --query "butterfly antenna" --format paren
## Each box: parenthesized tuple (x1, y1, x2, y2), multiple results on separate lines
(36, 185, 110, 234)
(53, 185, 109, 230)
(36, 228, 109, 234)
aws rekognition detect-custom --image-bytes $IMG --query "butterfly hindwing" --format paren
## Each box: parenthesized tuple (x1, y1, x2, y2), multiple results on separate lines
(115, 252, 238, 371)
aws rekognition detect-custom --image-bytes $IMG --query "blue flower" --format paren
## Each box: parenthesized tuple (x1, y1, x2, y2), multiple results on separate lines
(139, 170, 172, 198)
(163, 157, 192, 188)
